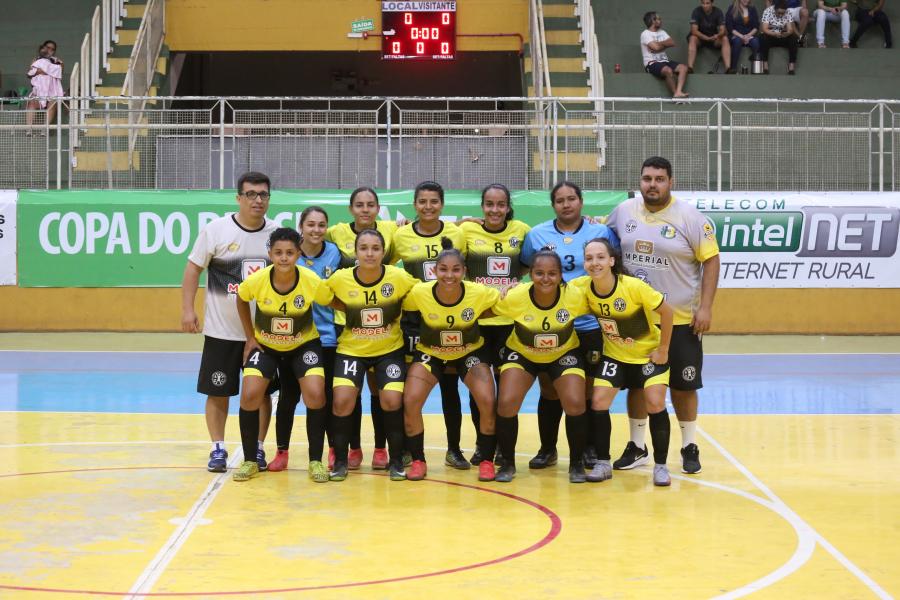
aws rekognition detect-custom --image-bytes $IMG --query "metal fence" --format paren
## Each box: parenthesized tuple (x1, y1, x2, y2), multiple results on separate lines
(0, 96, 896, 191)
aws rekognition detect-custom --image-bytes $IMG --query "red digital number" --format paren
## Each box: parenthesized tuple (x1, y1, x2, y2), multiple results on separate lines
(404, 12, 412, 24)
(392, 41, 401, 54)
(442, 12, 450, 25)
(441, 42, 450, 54)
(432, 28, 439, 39)
(411, 28, 418, 39)
(416, 41, 424, 54)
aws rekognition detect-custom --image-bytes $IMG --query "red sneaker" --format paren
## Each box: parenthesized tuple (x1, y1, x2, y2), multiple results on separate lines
(371, 448, 389, 470)
(478, 460, 496, 482)
(407, 460, 427, 481)
(268, 449, 289, 472)
(348, 448, 363, 470)
(327, 447, 335, 471)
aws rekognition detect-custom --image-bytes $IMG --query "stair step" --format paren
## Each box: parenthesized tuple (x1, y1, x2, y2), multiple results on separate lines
(96, 85, 158, 97)
(125, 3, 147, 18)
(116, 29, 139, 45)
(546, 30, 581, 45)
(83, 116, 149, 137)
(543, 17, 579, 31)
(524, 57, 587, 75)
(106, 56, 167, 75)
(525, 71, 589, 87)
(542, 4, 576, 17)
(524, 43, 585, 59)
(527, 86, 590, 97)
(73, 151, 142, 171)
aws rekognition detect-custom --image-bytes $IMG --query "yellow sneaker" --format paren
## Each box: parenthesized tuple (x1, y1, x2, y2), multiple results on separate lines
(308, 460, 329, 483)
(233, 460, 259, 482)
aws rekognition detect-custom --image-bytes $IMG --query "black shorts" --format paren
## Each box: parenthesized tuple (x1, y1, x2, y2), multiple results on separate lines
(197, 336, 244, 397)
(401, 312, 421, 362)
(334, 350, 407, 393)
(480, 323, 514, 366)
(576, 328, 604, 373)
(242, 339, 326, 381)
(668, 324, 704, 391)
(593, 356, 670, 390)
(646, 60, 682, 77)
(413, 345, 493, 381)
(686, 34, 721, 49)
(498, 346, 585, 380)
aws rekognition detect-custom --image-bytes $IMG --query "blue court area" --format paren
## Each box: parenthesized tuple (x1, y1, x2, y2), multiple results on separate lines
(1, 351, 898, 415)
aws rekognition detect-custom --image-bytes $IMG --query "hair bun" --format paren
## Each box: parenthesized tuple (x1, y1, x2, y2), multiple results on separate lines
(440, 236, 454, 250)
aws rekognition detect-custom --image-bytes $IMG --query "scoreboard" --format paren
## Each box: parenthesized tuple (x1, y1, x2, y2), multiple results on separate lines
(382, 1, 457, 61)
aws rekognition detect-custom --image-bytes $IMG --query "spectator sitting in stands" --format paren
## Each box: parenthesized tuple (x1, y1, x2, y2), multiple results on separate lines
(761, 0, 799, 73)
(815, 0, 852, 47)
(640, 11, 690, 98)
(849, 0, 893, 47)
(688, 0, 731, 73)
(25, 40, 64, 132)
(766, 0, 811, 45)
(726, 0, 761, 73)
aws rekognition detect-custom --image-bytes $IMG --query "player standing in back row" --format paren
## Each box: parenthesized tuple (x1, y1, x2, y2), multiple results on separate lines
(606, 156, 720, 474)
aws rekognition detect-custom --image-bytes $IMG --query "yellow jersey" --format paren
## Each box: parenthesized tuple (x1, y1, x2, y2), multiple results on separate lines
(491, 283, 589, 363)
(326, 220, 400, 269)
(324, 265, 418, 357)
(390, 221, 466, 282)
(237, 265, 335, 352)
(401, 281, 500, 361)
(571, 275, 664, 364)
(460, 219, 531, 326)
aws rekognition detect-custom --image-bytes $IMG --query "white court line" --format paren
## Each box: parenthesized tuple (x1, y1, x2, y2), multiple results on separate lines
(124, 445, 243, 600)
(700, 427, 893, 600)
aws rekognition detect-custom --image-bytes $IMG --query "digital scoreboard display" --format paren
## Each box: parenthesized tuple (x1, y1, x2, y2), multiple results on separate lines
(382, 1, 457, 61)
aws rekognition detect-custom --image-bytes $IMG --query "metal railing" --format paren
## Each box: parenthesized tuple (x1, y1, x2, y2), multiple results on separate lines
(575, 0, 607, 167)
(0, 96, 897, 192)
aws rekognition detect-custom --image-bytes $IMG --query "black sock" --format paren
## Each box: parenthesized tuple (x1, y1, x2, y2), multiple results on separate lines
(496, 415, 518, 466)
(275, 393, 300, 451)
(479, 432, 497, 462)
(407, 432, 426, 462)
(649, 409, 671, 465)
(350, 394, 362, 449)
(469, 393, 481, 437)
(537, 396, 563, 452)
(371, 393, 387, 449)
(584, 396, 596, 456)
(239, 408, 260, 464)
(331, 414, 352, 464)
(591, 409, 612, 460)
(305, 406, 327, 462)
(565, 413, 588, 468)
(323, 385, 334, 449)
(440, 373, 462, 451)
(382, 407, 404, 464)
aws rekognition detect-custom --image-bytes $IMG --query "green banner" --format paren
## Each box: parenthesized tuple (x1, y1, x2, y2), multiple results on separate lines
(17, 189, 628, 287)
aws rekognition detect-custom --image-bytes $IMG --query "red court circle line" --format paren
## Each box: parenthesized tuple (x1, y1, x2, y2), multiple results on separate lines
(0, 466, 563, 596)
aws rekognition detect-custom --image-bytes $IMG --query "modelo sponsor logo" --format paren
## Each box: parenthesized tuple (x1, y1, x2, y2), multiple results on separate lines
(704, 208, 899, 257)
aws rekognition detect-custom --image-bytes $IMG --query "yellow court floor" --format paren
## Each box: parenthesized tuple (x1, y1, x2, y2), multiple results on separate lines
(1, 411, 898, 600)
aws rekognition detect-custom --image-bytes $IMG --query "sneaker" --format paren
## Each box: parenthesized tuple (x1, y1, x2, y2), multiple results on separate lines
(267, 449, 289, 472)
(613, 442, 650, 470)
(402, 451, 413, 468)
(494, 447, 504, 464)
(583, 446, 598, 468)
(528, 448, 558, 469)
(348, 448, 364, 470)
(445, 448, 471, 470)
(478, 460, 496, 482)
(256, 448, 268, 471)
(681, 443, 702, 474)
(308, 460, 329, 483)
(495, 462, 516, 483)
(327, 447, 336, 470)
(372, 447, 389, 470)
(586, 459, 613, 483)
(407, 459, 427, 481)
(389, 460, 407, 481)
(653, 464, 671, 487)
(232, 460, 259, 482)
(207, 448, 228, 473)
(469, 445, 484, 466)
(798, 33, 807, 47)
(329, 461, 349, 482)
(568, 462, 587, 484)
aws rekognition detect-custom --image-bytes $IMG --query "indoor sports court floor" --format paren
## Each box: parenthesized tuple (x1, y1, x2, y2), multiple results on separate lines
(0, 333, 897, 599)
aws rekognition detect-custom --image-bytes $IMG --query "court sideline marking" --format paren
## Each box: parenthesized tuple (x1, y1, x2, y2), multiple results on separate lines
(700, 427, 892, 600)
(125, 445, 243, 600)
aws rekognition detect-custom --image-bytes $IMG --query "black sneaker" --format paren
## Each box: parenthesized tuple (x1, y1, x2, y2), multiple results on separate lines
(612, 441, 650, 470)
(469, 445, 484, 466)
(495, 462, 516, 483)
(528, 448, 558, 469)
(583, 446, 598, 468)
(568, 461, 587, 483)
(388, 460, 407, 481)
(681, 443, 702, 474)
(256, 447, 268, 472)
(445, 448, 471, 470)
(329, 461, 349, 482)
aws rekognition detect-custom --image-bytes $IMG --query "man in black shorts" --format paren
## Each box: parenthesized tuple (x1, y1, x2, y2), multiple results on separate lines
(640, 11, 690, 99)
(687, 0, 730, 73)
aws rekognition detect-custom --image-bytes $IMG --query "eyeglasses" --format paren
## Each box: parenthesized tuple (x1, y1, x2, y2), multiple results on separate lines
(241, 191, 271, 200)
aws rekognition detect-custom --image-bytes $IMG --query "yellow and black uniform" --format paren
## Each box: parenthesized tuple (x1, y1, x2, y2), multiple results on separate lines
(571, 274, 670, 389)
(237, 265, 334, 380)
(390, 221, 466, 284)
(491, 282, 590, 380)
(326, 220, 400, 269)
(401, 281, 499, 379)
(460, 219, 531, 360)
(325, 265, 417, 392)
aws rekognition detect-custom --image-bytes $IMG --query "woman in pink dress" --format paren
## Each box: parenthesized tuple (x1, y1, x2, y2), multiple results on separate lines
(26, 40, 64, 130)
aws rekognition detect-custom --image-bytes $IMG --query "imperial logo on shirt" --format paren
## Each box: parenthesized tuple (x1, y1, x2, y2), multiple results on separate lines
(635, 240, 654, 254)
(624, 252, 671, 268)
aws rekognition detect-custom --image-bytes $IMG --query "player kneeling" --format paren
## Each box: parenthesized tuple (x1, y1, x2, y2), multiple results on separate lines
(233, 228, 335, 482)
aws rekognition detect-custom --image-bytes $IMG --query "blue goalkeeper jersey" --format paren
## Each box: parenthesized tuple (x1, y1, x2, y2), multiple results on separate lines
(298, 241, 342, 347)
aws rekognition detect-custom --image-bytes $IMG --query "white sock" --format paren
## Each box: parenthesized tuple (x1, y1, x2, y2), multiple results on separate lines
(629, 418, 648, 448)
(212, 441, 225, 452)
(680, 421, 697, 448)
(257, 440, 265, 451)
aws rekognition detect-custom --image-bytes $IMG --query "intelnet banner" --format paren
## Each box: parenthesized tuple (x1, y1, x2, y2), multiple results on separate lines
(674, 192, 900, 289)
(0, 190, 16, 285)
(17, 189, 627, 287)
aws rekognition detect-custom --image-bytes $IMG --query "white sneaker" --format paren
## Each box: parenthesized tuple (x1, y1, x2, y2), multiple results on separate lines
(653, 464, 671, 487)
(586, 459, 612, 482)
